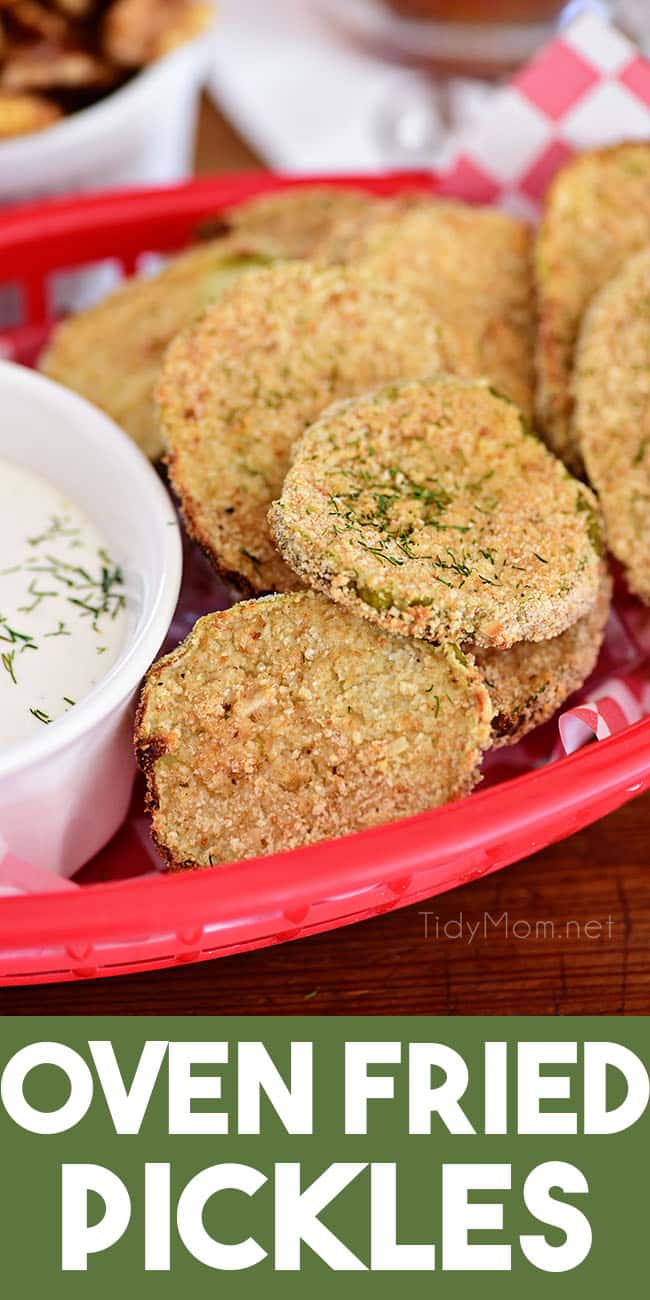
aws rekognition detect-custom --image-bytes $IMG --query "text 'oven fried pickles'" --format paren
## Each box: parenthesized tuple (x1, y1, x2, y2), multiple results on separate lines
(536, 140, 650, 469)
(135, 591, 493, 867)
(573, 245, 650, 605)
(40, 235, 274, 461)
(318, 195, 535, 417)
(475, 564, 612, 747)
(158, 261, 450, 595)
(270, 376, 604, 650)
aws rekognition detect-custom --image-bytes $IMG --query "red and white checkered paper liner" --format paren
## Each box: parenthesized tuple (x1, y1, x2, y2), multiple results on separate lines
(3, 9, 650, 893)
(440, 9, 650, 218)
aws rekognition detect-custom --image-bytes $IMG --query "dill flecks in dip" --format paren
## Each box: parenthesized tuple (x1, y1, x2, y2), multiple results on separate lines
(0, 457, 127, 748)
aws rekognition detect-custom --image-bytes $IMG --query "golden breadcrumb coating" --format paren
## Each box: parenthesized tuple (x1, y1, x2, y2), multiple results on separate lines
(40, 236, 273, 461)
(536, 141, 650, 468)
(318, 196, 534, 415)
(476, 564, 612, 746)
(573, 245, 650, 604)
(270, 376, 604, 649)
(219, 184, 379, 259)
(158, 261, 450, 594)
(135, 591, 493, 867)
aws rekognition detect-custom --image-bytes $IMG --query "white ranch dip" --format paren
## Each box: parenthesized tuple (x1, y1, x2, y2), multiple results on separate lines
(0, 457, 127, 748)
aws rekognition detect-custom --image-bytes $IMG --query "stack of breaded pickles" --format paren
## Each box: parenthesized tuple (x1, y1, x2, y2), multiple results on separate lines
(41, 147, 650, 867)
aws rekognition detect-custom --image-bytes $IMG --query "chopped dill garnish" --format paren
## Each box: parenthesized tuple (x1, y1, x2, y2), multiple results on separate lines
(29, 707, 52, 725)
(16, 549, 126, 631)
(424, 690, 441, 716)
(1, 650, 17, 684)
(28, 514, 81, 548)
(356, 540, 404, 567)
(444, 548, 471, 577)
(0, 616, 37, 651)
(18, 577, 58, 614)
(2, 492, 126, 739)
(576, 494, 603, 556)
(449, 643, 468, 666)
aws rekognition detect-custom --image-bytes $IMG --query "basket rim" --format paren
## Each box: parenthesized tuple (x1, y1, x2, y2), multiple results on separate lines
(1, 706, 649, 913)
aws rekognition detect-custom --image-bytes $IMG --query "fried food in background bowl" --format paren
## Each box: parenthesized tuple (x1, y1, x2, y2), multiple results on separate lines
(0, 0, 214, 201)
(0, 0, 212, 133)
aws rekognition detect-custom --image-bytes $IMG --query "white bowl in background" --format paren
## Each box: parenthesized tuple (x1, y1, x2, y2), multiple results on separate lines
(0, 28, 216, 206)
(0, 360, 182, 876)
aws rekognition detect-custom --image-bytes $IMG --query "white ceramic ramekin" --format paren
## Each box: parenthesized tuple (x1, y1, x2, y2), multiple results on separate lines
(0, 360, 182, 876)
(0, 28, 215, 205)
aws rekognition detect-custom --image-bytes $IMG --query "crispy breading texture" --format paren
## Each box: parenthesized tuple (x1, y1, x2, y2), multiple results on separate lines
(536, 141, 650, 468)
(218, 185, 380, 259)
(40, 236, 274, 461)
(0, 88, 61, 135)
(269, 376, 604, 649)
(158, 261, 450, 594)
(475, 564, 612, 747)
(573, 245, 650, 605)
(318, 196, 534, 416)
(135, 591, 493, 867)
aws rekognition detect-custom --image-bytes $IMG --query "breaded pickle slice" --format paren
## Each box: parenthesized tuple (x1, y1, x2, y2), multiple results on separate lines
(318, 196, 534, 415)
(475, 565, 612, 747)
(574, 246, 650, 605)
(135, 591, 492, 867)
(40, 236, 273, 461)
(219, 184, 378, 258)
(270, 377, 604, 649)
(536, 142, 650, 468)
(158, 262, 449, 595)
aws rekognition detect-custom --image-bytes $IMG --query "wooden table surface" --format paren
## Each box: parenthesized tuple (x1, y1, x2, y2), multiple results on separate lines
(1, 99, 649, 1017)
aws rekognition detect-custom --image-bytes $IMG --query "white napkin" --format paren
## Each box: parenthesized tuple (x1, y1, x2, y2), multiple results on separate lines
(208, 0, 488, 172)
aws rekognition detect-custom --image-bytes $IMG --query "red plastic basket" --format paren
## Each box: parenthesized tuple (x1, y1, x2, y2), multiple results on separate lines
(1, 171, 649, 986)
